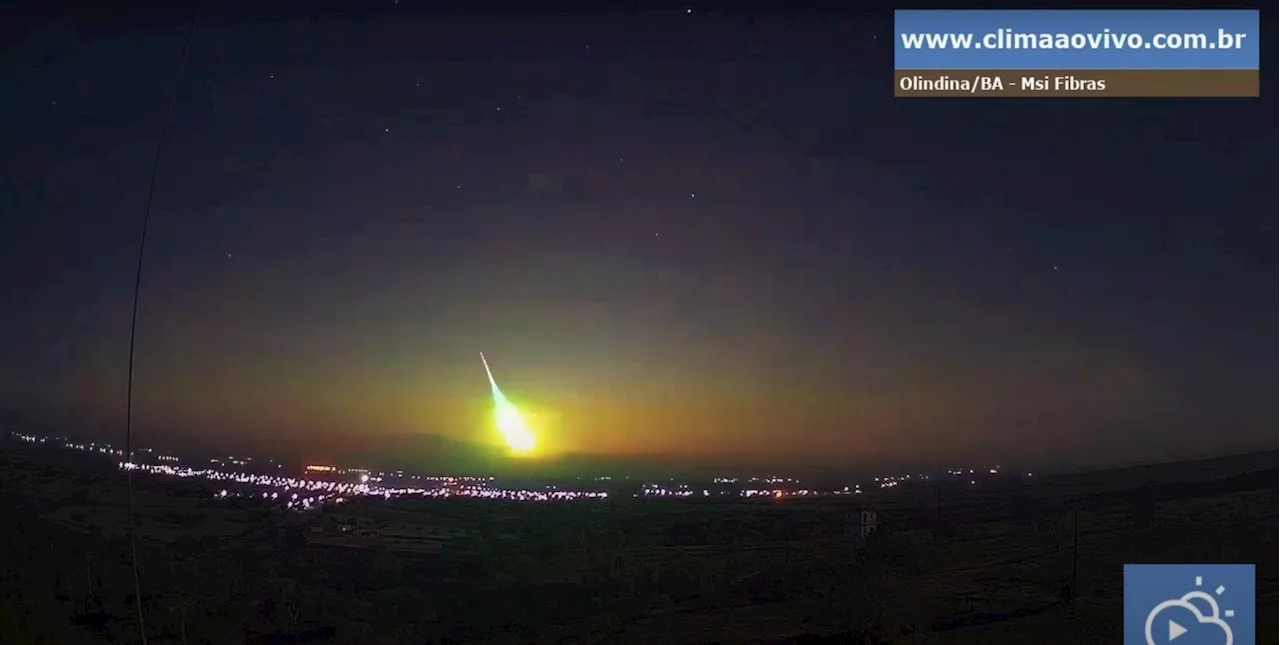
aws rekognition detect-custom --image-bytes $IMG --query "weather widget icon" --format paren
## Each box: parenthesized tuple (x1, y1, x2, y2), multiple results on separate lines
(1124, 564, 1255, 645)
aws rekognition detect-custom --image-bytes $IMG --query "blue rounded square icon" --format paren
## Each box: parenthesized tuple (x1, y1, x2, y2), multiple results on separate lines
(1124, 564, 1255, 645)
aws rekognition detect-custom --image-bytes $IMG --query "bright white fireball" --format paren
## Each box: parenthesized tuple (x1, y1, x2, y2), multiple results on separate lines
(495, 400, 537, 454)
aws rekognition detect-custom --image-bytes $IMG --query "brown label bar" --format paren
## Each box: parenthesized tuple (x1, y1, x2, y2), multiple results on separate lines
(894, 69, 1258, 98)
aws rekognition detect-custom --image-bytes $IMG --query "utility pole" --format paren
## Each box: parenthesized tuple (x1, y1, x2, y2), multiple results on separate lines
(1071, 505, 1079, 581)
(1069, 504, 1080, 604)
(784, 511, 792, 568)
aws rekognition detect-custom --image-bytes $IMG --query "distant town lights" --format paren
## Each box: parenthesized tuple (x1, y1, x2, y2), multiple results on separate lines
(12, 431, 1015, 510)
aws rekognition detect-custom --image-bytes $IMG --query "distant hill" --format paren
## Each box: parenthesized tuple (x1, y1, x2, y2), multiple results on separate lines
(0, 406, 669, 478)
(322, 432, 709, 480)
(3, 405, 1275, 484)
(0, 408, 65, 437)
(317, 432, 505, 475)
(1036, 449, 1279, 491)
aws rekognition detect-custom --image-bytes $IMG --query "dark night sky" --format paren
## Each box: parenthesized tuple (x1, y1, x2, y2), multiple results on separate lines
(1, 7, 1274, 472)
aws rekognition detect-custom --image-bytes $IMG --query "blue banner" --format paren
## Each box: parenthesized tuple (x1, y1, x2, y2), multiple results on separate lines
(1123, 564, 1255, 645)
(895, 10, 1260, 70)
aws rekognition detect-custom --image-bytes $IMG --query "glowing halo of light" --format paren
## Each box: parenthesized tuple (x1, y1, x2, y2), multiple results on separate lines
(480, 353, 540, 457)
(493, 392, 538, 456)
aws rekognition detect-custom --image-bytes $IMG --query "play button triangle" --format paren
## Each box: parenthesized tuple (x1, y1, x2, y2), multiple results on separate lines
(1168, 619, 1187, 641)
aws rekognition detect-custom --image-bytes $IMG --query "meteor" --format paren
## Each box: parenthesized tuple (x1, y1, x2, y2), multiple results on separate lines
(480, 353, 537, 455)
(480, 352, 498, 390)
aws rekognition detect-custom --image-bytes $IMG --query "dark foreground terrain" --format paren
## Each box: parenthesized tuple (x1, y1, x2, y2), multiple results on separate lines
(0, 441, 1275, 644)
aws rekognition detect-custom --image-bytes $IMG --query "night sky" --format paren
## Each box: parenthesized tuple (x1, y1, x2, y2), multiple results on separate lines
(1, 7, 1274, 473)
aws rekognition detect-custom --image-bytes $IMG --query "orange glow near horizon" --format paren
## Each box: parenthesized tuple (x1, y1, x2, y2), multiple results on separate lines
(104, 331, 1180, 469)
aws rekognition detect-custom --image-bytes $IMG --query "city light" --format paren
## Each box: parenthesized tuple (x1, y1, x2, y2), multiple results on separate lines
(8, 431, 1016, 511)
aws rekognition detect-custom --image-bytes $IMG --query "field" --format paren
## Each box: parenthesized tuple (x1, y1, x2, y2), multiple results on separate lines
(0, 440, 1274, 644)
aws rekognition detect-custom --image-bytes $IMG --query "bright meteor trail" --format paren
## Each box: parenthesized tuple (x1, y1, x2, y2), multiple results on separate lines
(480, 352, 498, 390)
(480, 353, 537, 455)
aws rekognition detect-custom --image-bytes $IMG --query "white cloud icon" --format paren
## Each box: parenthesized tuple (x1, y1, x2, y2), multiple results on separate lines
(1144, 591, 1234, 645)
